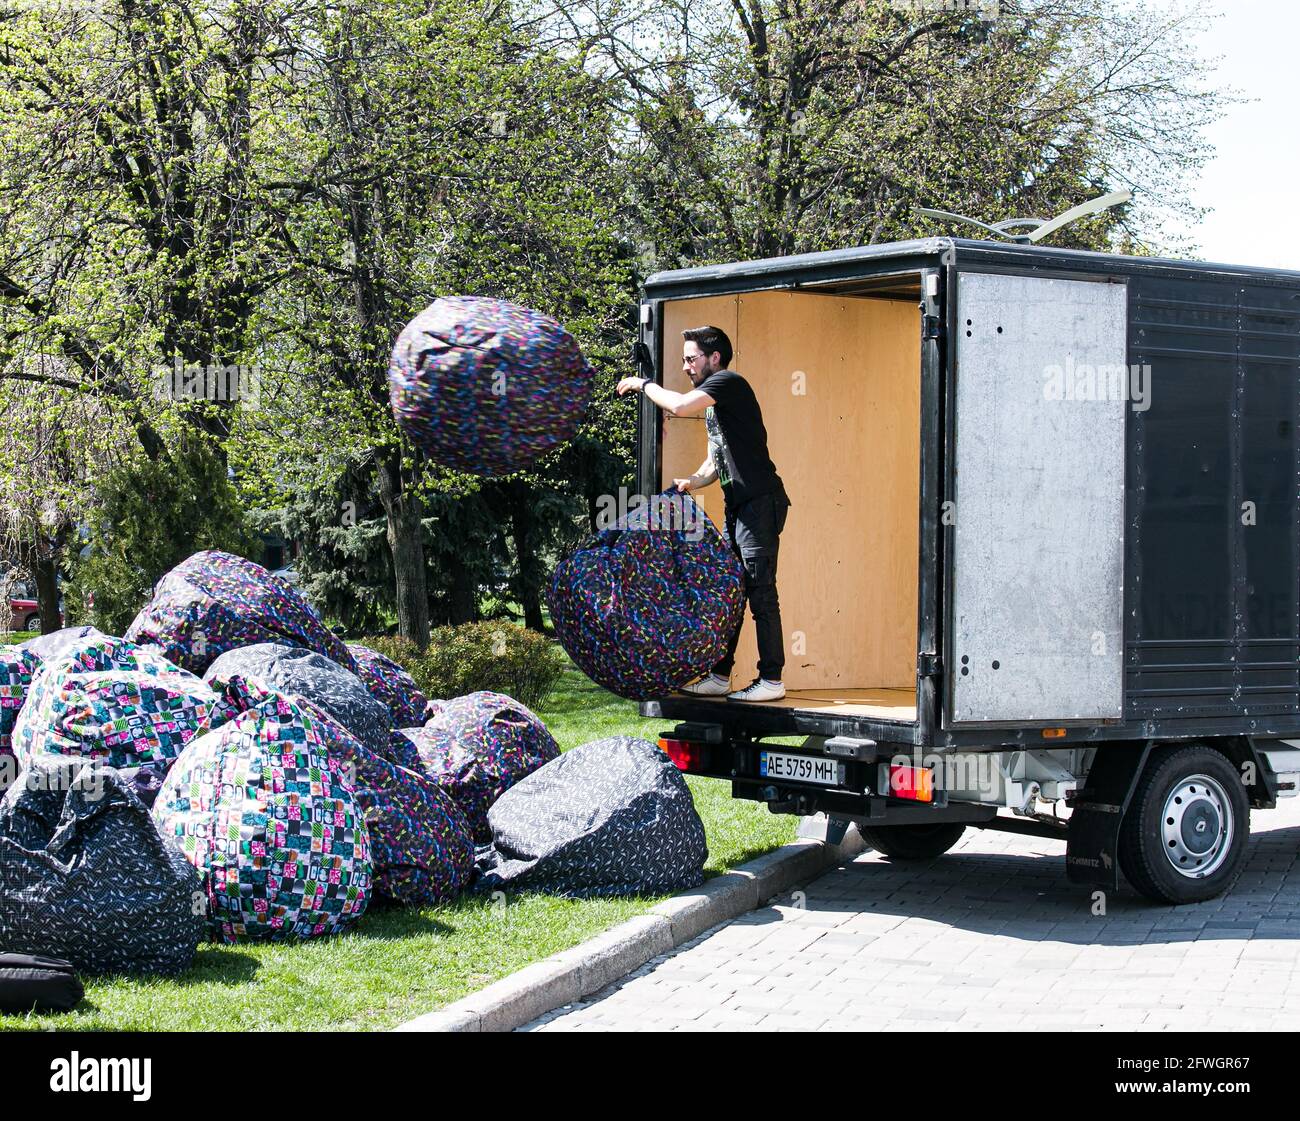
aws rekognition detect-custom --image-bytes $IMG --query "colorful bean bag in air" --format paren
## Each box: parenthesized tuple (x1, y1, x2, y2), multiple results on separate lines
(292, 699, 474, 905)
(387, 296, 594, 477)
(205, 642, 398, 765)
(0, 756, 204, 975)
(402, 691, 558, 843)
(125, 550, 355, 676)
(153, 676, 372, 942)
(346, 643, 428, 728)
(546, 490, 745, 700)
(475, 736, 707, 897)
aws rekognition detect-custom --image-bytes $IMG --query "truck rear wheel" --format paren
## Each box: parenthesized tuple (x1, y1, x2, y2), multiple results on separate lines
(1118, 744, 1248, 904)
(859, 823, 965, 860)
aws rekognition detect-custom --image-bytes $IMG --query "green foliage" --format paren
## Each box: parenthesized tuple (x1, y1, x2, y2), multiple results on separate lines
(365, 623, 565, 712)
(67, 439, 254, 633)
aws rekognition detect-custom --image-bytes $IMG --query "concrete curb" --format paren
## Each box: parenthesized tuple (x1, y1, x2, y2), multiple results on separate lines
(394, 818, 865, 1033)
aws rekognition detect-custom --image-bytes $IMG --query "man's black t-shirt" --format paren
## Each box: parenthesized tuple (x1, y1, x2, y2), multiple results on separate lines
(697, 369, 783, 508)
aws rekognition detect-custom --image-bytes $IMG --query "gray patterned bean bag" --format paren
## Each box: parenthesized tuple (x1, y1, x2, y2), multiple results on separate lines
(0, 756, 204, 975)
(205, 643, 394, 763)
(475, 736, 708, 897)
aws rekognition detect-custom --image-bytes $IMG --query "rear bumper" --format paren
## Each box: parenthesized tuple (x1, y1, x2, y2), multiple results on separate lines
(663, 725, 993, 826)
(642, 694, 925, 745)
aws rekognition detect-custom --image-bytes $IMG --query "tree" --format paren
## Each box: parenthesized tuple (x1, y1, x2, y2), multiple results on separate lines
(0, 366, 128, 631)
(237, 0, 630, 646)
(526, 0, 1228, 267)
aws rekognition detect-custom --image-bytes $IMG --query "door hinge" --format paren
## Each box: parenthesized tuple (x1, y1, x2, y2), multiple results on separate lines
(918, 652, 941, 677)
(921, 314, 942, 340)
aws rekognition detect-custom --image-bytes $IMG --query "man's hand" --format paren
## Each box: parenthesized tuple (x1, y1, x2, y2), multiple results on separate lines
(673, 477, 695, 493)
(616, 376, 647, 396)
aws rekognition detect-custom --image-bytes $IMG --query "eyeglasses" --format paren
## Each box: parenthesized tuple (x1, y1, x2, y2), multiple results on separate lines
(682, 354, 709, 365)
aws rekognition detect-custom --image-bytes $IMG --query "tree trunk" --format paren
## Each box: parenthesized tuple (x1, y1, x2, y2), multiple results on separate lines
(33, 552, 60, 634)
(376, 455, 430, 650)
(449, 560, 478, 625)
(509, 484, 545, 632)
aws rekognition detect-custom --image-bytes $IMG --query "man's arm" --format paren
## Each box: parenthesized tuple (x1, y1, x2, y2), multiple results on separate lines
(674, 455, 718, 493)
(616, 376, 714, 418)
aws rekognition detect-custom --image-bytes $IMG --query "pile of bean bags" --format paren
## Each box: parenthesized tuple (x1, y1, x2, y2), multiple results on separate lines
(547, 490, 745, 699)
(386, 296, 594, 477)
(0, 542, 714, 987)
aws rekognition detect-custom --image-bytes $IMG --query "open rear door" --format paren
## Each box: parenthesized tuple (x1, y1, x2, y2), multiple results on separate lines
(946, 272, 1128, 725)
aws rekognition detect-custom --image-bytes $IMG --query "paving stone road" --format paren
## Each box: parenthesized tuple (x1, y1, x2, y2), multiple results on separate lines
(522, 798, 1300, 1031)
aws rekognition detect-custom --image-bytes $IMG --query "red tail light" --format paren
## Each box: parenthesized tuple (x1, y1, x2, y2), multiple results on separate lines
(659, 737, 705, 772)
(889, 763, 934, 803)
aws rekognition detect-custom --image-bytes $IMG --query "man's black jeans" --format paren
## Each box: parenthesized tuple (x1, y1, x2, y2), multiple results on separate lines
(713, 487, 790, 682)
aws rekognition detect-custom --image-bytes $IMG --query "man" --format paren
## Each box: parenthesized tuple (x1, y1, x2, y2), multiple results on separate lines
(616, 325, 790, 702)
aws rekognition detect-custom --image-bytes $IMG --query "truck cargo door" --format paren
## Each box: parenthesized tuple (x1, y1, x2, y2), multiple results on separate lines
(947, 272, 1127, 725)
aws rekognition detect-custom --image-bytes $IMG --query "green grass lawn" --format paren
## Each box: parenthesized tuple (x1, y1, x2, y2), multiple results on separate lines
(0, 662, 797, 1032)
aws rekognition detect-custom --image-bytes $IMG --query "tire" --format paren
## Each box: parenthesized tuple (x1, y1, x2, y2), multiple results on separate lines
(859, 822, 966, 860)
(1118, 744, 1249, 904)
(23, 613, 40, 634)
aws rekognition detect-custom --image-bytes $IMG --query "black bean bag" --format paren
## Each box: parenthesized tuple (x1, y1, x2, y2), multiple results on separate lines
(401, 691, 559, 843)
(0, 756, 204, 975)
(205, 643, 394, 763)
(387, 296, 594, 477)
(547, 490, 745, 699)
(475, 736, 708, 897)
(125, 550, 355, 675)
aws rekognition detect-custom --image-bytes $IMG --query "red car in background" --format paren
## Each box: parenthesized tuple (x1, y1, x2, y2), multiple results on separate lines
(6, 584, 63, 634)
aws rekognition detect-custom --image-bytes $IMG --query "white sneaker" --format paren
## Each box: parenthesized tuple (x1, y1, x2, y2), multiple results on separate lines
(679, 673, 730, 697)
(727, 679, 787, 702)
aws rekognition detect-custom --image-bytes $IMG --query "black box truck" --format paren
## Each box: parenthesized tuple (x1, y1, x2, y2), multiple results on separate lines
(635, 236, 1300, 904)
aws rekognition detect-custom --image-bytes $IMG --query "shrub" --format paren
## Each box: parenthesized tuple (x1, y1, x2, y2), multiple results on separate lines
(365, 623, 564, 713)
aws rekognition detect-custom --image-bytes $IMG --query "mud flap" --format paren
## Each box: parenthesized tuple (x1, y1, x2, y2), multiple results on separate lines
(1065, 742, 1154, 890)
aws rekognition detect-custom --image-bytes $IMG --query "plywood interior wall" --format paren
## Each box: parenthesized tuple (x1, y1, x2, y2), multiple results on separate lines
(661, 291, 920, 691)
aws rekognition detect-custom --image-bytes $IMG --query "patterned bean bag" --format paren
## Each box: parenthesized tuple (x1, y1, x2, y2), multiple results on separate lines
(19, 625, 107, 663)
(12, 655, 216, 773)
(547, 490, 745, 699)
(0, 646, 37, 791)
(125, 550, 354, 676)
(475, 737, 708, 897)
(387, 296, 594, 477)
(346, 643, 428, 728)
(205, 643, 395, 764)
(0, 756, 204, 975)
(292, 699, 474, 905)
(153, 676, 372, 942)
(402, 691, 559, 843)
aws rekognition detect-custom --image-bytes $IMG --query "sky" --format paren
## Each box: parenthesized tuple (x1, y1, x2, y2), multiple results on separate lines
(1150, 0, 1300, 268)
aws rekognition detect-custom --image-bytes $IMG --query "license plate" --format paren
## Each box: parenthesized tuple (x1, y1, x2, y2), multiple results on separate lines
(759, 750, 844, 786)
